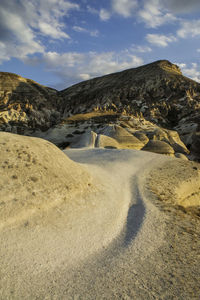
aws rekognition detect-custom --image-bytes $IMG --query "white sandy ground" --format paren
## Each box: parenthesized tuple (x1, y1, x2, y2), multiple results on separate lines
(0, 133, 200, 299)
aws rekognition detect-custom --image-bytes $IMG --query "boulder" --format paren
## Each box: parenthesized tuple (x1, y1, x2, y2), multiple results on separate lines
(102, 125, 144, 149)
(165, 129, 189, 154)
(175, 153, 188, 160)
(133, 131, 149, 144)
(142, 140, 174, 155)
(70, 131, 97, 148)
(147, 128, 169, 143)
(95, 134, 119, 149)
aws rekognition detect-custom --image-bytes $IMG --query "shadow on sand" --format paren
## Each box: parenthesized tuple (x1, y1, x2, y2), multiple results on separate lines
(124, 182, 145, 247)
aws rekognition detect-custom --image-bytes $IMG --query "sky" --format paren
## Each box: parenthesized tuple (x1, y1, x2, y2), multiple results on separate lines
(0, 0, 200, 90)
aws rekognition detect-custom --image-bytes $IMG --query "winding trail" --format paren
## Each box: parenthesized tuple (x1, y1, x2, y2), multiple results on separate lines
(65, 148, 167, 251)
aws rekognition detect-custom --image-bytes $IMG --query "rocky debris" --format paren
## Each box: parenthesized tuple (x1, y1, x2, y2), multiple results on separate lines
(142, 140, 175, 156)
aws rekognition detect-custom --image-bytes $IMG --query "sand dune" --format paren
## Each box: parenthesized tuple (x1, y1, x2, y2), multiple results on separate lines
(0, 133, 200, 299)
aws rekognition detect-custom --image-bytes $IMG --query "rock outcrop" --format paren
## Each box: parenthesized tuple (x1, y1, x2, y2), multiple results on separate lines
(0, 132, 94, 229)
(142, 140, 175, 156)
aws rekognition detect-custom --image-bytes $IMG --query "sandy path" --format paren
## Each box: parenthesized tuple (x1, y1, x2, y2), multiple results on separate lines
(0, 148, 200, 299)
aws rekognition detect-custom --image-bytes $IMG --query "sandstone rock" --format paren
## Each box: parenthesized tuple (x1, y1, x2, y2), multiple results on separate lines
(165, 129, 190, 155)
(102, 125, 144, 149)
(132, 131, 149, 144)
(175, 153, 188, 160)
(0, 132, 93, 228)
(147, 128, 169, 143)
(70, 131, 97, 148)
(95, 134, 119, 149)
(142, 140, 175, 155)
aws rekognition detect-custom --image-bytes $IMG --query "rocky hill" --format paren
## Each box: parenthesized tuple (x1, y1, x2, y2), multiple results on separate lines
(0, 60, 200, 160)
(0, 72, 62, 133)
(60, 60, 200, 127)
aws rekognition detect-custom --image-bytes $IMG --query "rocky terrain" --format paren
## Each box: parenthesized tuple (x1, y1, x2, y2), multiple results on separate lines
(0, 60, 200, 160)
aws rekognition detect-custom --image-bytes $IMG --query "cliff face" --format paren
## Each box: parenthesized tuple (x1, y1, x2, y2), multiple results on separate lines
(0, 72, 63, 133)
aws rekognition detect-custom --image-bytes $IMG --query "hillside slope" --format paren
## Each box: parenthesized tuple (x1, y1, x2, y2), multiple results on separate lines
(0, 72, 62, 133)
(60, 60, 200, 128)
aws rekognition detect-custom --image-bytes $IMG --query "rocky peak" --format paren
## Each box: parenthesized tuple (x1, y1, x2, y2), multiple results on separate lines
(151, 60, 182, 75)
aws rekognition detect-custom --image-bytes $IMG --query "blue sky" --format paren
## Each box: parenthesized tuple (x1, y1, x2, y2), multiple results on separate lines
(0, 0, 200, 90)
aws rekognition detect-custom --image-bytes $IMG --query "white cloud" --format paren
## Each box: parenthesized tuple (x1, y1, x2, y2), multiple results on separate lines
(131, 45, 152, 53)
(86, 5, 98, 15)
(73, 26, 87, 33)
(138, 0, 176, 28)
(0, 42, 10, 63)
(146, 33, 177, 47)
(112, 0, 137, 17)
(99, 9, 111, 21)
(0, 0, 79, 63)
(27, 50, 143, 88)
(38, 21, 70, 39)
(176, 63, 186, 68)
(177, 20, 200, 38)
(43, 52, 85, 68)
(197, 49, 200, 52)
(177, 62, 200, 82)
(90, 30, 99, 37)
(87, 5, 111, 21)
(73, 26, 99, 37)
(162, 0, 200, 14)
(79, 73, 91, 80)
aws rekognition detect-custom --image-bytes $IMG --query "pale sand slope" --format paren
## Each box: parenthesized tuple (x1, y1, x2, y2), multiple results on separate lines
(0, 132, 200, 299)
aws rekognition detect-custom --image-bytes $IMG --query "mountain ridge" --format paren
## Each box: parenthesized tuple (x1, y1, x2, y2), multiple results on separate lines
(0, 60, 200, 160)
